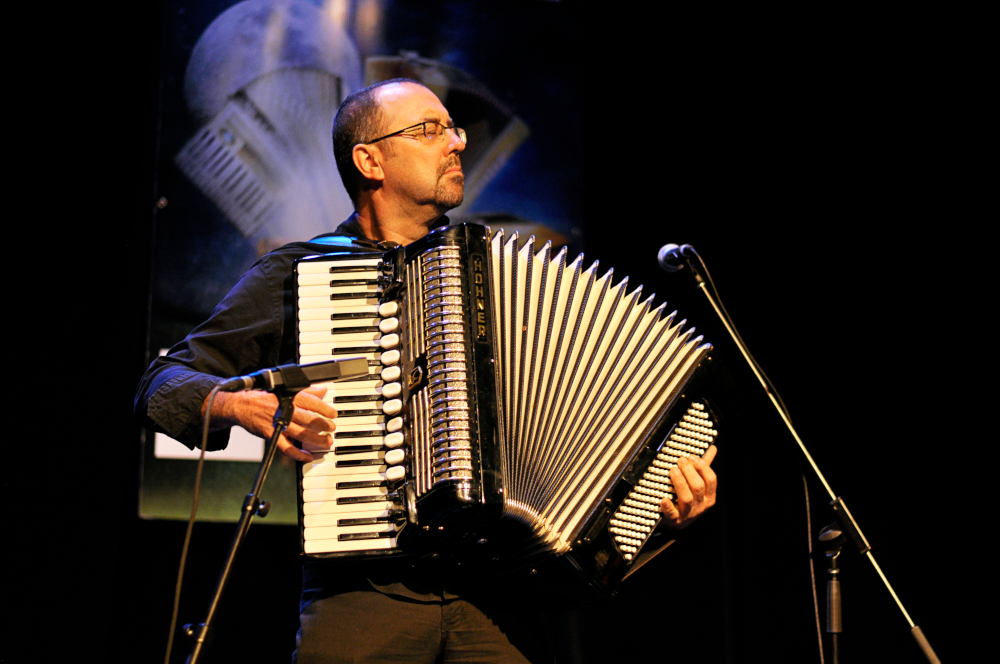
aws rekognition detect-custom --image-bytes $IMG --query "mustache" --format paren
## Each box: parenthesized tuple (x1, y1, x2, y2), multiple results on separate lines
(438, 157, 463, 178)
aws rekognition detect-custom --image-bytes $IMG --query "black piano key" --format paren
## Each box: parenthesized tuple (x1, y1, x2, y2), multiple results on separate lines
(336, 459, 386, 468)
(329, 346, 381, 356)
(329, 264, 384, 273)
(335, 430, 385, 439)
(337, 493, 396, 504)
(335, 409, 384, 418)
(338, 531, 395, 541)
(337, 516, 394, 526)
(328, 279, 381, 287)
(328, 326, 381, 334)
(336, 480, 388, 489)
(330, 292, 379, 301)
(334, 395, 382, 404)
(330, 312, 382, 321)
(334, 444, 385, 455)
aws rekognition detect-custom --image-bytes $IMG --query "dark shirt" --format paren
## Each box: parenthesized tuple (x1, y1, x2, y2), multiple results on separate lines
(135, 215, 477, 603)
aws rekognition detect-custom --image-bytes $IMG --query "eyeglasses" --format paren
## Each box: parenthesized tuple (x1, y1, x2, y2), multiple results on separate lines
(367, 121, 467, 145)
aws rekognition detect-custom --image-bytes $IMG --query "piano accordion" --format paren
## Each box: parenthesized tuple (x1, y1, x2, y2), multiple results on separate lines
(295, 223, 721, 593)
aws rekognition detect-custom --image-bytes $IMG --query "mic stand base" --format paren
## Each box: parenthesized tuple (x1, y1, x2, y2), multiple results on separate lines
(680, 253, 941, 664)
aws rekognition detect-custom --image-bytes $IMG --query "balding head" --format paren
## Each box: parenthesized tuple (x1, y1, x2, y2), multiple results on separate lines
(332, 78, 426, 204)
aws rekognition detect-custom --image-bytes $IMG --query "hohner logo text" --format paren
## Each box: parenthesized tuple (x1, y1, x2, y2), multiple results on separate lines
(472, 255, 487, 342)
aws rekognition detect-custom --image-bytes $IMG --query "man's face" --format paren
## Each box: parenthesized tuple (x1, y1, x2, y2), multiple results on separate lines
(375, 83, 466, 212)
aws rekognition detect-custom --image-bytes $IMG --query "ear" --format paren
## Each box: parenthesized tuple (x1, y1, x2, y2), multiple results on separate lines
(352, 144, 385, 183)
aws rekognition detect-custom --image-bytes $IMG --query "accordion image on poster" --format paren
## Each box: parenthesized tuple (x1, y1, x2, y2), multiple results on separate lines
(294, 224, 722, 593)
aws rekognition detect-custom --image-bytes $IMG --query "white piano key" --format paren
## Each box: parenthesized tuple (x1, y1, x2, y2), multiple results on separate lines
(302, 475, 388, 491)
(303, 458, 385, 476)
(335, 386, 386, 398)
(298, 305, 379, 320)
(299, 283, 381, 298)
(302, 496, 391, 513)
(299, 318, 381, 332)
(301, 352, 379, 364)
(303, 521, 398, 541)
(335, 414, 386, 426)
(303, 506, 392, 528)
(298, 259, 382, 273)
(303, 536, 396, 554)
(302, 485, 389, 502)
(300, 341, 381, 355)
(297, 271, 379, 285)
(299, 296, 378, 309)
(300, 331, 381, 344)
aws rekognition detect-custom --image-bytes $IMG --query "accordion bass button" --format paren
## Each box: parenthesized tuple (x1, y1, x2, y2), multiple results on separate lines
(382, 382, 402, 398)
(381, 350, 400, 365)
(383, 399, 403, 415)
(387, 417, 403, 432)
(378, 302, 399, 317)
(378, 317, 399, 333)
(384, 432, 404, 448)
(379, 334, 400, 350)
(381, 366, 401, 382)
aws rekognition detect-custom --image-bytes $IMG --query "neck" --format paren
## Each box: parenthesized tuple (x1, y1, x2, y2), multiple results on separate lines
(354, 196, 446, 245)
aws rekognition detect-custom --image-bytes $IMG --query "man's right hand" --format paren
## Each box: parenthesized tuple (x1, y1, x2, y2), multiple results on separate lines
(201, 385, 337, 462)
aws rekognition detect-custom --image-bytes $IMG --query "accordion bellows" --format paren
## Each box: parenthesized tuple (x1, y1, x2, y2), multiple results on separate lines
(296, 224, 720, 593)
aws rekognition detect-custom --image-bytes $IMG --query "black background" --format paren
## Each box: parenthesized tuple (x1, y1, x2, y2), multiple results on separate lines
(41, 2, 983, 662)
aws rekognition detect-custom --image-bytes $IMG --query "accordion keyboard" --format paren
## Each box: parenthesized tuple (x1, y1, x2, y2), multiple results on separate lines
(296, 254, 408, 555)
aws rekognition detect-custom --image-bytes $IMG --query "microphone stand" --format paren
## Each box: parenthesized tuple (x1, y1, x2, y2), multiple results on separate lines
(674, 247, 940, 664)
(184, 389, 296, 664)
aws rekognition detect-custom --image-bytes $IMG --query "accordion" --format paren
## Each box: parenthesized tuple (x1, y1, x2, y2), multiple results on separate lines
(294, 223, 721, 593)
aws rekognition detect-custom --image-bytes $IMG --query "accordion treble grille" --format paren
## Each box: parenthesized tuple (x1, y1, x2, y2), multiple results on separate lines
(419, 245, 474, 489)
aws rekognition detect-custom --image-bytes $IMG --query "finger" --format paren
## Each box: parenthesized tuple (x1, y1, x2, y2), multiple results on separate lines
(294, 389, 337, 419)
(290, 407, 337, 433)
(285, 423, 335, 450)
(669, 465, 693, 518)
(678, 457, 706, 501)
(660, 496, 681, 524)
(702, 444, 718, 466)
(277, 432, 314, 463)
(700, 460, 718, 503)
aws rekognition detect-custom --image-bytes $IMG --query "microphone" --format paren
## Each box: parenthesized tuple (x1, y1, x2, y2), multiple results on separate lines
(657, 243, 693, 272)
(218, 358, 371, 393)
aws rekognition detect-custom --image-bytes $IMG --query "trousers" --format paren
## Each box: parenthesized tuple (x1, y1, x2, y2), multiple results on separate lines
(294, 589, 554, 663)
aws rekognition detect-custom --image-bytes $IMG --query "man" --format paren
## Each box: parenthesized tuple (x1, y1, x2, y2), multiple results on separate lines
(136, 78, 718, 663)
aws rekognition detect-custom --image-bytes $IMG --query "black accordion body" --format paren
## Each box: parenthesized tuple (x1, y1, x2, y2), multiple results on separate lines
(295, 223, 721, 593)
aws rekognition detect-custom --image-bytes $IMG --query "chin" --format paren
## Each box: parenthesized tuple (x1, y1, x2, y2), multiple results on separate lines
(435, 183, 465, 210)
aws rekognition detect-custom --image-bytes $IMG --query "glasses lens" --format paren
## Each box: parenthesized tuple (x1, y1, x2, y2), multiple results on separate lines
(423, 123, 443, 140)
(456, 128, 467, 144)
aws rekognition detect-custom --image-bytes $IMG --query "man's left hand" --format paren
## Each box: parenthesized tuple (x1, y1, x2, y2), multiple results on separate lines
(660, 445, 718, 529)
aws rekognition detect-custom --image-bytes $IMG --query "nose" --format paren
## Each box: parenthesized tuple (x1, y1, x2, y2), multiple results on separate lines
(446, 128, 465, 154)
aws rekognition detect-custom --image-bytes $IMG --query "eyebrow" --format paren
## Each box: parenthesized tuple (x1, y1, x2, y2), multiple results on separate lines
(418, 116, 455, 126)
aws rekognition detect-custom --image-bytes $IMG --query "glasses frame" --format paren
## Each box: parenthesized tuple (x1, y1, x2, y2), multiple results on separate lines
(366, 121, 467, 145)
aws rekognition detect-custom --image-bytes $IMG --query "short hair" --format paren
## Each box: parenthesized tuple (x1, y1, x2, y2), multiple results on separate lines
(333, 78, 425, 203)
